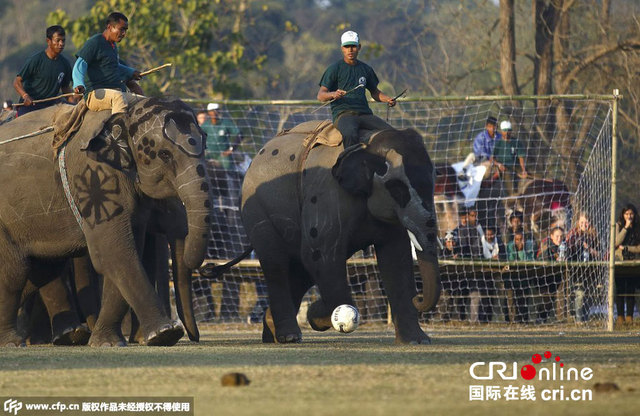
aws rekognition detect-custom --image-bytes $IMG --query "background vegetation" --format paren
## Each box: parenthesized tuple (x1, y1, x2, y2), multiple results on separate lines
(1, 0, 639, 202)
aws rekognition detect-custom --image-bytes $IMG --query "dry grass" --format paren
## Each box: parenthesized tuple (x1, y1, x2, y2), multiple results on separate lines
(1, 325, 639, 415)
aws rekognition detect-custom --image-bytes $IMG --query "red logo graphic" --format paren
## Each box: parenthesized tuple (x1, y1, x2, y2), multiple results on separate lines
(520, 350, 563, 380)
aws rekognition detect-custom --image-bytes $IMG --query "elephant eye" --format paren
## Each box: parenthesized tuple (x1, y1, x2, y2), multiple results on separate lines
(158, 149, 173, 163)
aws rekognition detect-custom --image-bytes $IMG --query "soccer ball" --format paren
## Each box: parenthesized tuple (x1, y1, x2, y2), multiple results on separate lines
(331, 304, 360, 333)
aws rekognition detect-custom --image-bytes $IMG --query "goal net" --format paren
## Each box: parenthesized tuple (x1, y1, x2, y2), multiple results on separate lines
(187, 96, 614, 329)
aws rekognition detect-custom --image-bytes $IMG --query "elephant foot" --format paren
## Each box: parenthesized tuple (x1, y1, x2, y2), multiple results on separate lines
(274, 317, 302, 344)
(394, 325, 431, 345)
(306, 300, 332, 332)
(276, 331, 302, 343)
(143, 321, 184, 346)
(0, 330, 26, 347)
(89, 328, 127, 347)
(53, 324, 91, 346)
(261, 309, 301, 344)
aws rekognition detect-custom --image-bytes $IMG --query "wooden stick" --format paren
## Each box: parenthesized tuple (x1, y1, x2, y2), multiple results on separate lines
(139, 63, 172, 77)
(311, 84, 364, 113)
(12, 93, 79, 107)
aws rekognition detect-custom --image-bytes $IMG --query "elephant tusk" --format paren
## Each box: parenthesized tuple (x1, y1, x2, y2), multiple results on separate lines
(407, 230, 423, 252)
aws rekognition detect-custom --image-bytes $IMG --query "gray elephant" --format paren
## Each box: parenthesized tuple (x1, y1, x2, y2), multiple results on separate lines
(0, 97, 212, 346)
(240, 121, 441, 344)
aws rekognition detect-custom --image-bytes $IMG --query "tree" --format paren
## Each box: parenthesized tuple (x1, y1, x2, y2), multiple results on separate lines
(47, 0, 259, 98)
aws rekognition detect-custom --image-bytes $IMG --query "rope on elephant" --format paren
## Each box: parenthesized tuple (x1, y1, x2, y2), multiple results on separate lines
(58, 145, 84, 228)
(0, 126, 54, 145)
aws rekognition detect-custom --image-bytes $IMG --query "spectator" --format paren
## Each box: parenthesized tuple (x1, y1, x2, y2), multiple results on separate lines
(566, 212, 600, 262)
(538, 226, 565, 261)
(615, 204, 640, 325)
(492, 120, 527, 195)
(459, 116, 502, 180)
(13, 25, 74, 116)
(536, 226, 566, 323)
(441, 231, 460, 259)
(317, 30, 396, 148)
(199, 104, 247, 322)
(439, 231, 465, 321)
(72, 12, 142, 114)
(504, 230, 535, 322)
(481, 226, 504, 260)
(454, 206, 484, 258)
(505, 210, 525, 244)
(201, 103, 242, 170)
(507, 230, 536, 261)
(566, 212, 600, 322)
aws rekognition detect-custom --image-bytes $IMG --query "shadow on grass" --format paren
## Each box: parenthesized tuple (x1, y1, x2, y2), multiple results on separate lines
(1, 331, 637, 371)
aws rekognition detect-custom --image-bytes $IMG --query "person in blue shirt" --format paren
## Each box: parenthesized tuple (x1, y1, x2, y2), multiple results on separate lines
(72, 12, 142, 114)
(459, 116, 502, 180)
(317, 31, 396, 147)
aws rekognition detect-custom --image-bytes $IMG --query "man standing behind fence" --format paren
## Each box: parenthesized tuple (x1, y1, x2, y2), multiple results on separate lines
(492, 120, 527, 195)
(317, 30, 396, 147)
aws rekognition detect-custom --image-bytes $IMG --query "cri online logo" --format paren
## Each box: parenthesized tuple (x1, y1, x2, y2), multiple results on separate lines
(470, 350, 593, 381)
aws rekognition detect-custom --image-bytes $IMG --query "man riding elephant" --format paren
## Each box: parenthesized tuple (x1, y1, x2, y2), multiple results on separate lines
(316, 30, 396, 147)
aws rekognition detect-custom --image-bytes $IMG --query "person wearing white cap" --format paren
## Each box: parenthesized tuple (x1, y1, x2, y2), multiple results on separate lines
(493, 120, 527, 195)
(200, 102, 242, 170)
(317, 30, 397, 147)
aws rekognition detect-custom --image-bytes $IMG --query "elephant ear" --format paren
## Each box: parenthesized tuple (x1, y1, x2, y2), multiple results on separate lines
(331, 143, 387, 197)
(84, 113, 134, 171)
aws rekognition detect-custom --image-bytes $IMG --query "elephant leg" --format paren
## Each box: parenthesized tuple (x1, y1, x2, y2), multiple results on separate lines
(250, 224, 301, 343)
(72, 256, 100, 331)
(38, 271, 90, 346)
(0, 246, 28, 347)
(87, 226, 183, 346)
(262, 259, 313, 343)
(375, 232, 430, 344)
(89, 278, 128, 347)
(306, 259, 354, 332)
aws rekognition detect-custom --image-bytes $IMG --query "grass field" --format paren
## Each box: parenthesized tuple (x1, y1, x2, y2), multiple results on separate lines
(1, 325, 638, 416)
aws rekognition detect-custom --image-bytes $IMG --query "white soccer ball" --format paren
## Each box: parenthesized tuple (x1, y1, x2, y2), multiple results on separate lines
(331, 304, 361, 333)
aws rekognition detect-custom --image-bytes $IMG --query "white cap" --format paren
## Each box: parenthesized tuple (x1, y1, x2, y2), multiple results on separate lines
(500, 120, 512, 131)
(341, 31, 359, 47)
(207, 103, 219, 111)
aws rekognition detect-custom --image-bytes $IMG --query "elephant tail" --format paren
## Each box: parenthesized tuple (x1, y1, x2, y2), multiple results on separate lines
(198, 247, 253, 280)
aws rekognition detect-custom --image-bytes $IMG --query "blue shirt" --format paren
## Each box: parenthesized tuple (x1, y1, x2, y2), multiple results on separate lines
(472, 129, 502, 161)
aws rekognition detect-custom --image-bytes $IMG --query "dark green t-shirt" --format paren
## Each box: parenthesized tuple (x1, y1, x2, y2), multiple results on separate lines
(319, 60, 379, 122)
(17, 51, 72, 101)
(76, 33, 126, 93)
(493, 137, 525, 167)
(201, 118, 240, 169)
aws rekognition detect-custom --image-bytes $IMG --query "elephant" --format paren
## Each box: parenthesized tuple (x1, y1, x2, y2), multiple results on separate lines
(18, 270, 91, 345)
(240, 121, 441, 344)
(0, 97, 213, 346)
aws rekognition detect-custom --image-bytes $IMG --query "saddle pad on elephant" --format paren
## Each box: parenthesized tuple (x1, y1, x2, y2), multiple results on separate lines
(278, 119, 377, 149)
(51, 101, 112, 153)
(277, 120, 343, 148)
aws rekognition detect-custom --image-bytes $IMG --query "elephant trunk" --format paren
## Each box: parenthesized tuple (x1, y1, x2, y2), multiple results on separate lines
(171, 238, 199, 342)
(413, 252, 441, 312)
(177, 174, 214, 270)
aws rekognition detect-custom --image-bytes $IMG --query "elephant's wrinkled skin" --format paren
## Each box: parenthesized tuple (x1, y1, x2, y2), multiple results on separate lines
(241, 126, 441, 344)
(0, 98, 212, 346)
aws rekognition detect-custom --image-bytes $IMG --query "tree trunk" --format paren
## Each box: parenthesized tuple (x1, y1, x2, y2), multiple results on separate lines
(500, 0, 520, 96)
